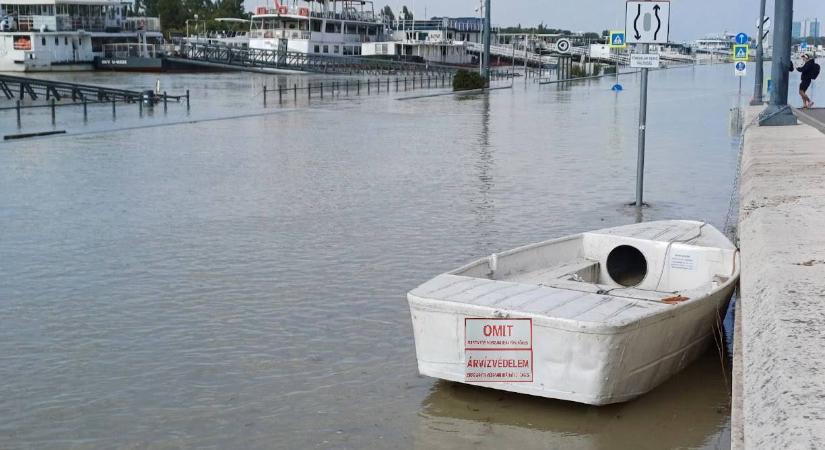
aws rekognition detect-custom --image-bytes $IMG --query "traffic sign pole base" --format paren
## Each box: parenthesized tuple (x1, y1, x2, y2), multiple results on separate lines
(759, 105, 797, 126)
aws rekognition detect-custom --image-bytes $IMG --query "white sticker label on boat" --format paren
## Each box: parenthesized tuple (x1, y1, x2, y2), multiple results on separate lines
(465, 350, 533, 383)
(464, 318, 533, 382)
(670, 253, 697, 271)
(464, 318, 532, 349)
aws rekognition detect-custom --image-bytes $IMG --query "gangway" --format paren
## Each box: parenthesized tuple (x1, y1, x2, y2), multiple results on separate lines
(466, 42, 555, 66)
(0, 74, 184, 102)
(170, 43, 455, 75)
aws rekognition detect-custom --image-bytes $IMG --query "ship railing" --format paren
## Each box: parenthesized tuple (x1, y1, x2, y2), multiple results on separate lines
(102, 43, 157, 59)
(249, 29, 311, 40)
(55, 15, 107, 32)
(123, 17, 162, 32)
(15, 15, 58, 32)
(310, 11, 377, 23)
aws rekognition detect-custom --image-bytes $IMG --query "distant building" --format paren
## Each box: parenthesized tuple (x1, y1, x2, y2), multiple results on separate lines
(796, 18, 821, 39)
(792, 21, 802, 39)
(811, 19, 821, 39)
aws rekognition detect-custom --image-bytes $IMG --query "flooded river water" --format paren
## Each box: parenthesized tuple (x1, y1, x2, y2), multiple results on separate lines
(0, 65, 760, 449)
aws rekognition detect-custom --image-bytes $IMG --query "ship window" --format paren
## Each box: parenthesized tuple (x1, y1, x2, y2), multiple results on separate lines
(314, 45, 320, 53)
(55, 37, 59, 45)
(323, 45, 328, 53)
(42, 37, 46, 46)
(333, 45, 339, 53)
(311, 20, 321, 32)
(65, 37, 68, 45)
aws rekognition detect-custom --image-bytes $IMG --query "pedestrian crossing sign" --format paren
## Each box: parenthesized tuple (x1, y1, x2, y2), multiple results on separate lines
(609, 31, 627, 48)
(733, 45, 749, 61)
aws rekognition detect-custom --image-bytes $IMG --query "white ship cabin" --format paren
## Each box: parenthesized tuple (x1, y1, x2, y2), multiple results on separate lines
(249, 0, 386, 56)
(692, 33, 736, 53)
(362, 17, 480, 65)
(0, 0, 161, 71)
(185, 18, 250, 49)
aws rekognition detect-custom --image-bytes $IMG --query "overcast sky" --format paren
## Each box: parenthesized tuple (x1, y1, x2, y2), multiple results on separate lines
(266, 0, 823, 41)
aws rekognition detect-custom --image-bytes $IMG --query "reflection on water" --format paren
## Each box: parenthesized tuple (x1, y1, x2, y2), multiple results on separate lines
(416, 351, 731, 450)
(471, 95, 496, 249)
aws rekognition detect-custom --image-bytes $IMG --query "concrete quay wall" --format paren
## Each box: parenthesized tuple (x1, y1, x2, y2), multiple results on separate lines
(733, 106, 825, 449)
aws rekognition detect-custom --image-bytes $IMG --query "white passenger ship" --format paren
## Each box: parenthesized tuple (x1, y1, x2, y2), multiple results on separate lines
(0, 0, 162, 71)
(248, 0, 386, 56)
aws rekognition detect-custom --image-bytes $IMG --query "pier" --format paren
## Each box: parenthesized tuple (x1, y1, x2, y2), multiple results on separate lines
(733, 106, 825, 449)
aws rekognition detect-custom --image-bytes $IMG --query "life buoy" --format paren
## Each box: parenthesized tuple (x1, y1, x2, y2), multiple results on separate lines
(298, 7, 310, 16)
(264, 31, 273, 38)
(278, 5, 288, 14)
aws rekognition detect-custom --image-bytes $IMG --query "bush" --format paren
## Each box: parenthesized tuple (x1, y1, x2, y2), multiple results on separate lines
(570, 65, 587, 78)
(603, 65, 617, 75)
(453, 69, 488, 91)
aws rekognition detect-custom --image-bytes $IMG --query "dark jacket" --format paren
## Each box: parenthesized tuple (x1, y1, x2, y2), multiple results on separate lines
(797, 59, 817, 82)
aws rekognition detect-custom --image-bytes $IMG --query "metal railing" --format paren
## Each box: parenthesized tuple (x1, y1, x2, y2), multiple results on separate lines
(102, 43, 158, 59)
(12, 14, 159, 32)
(122, 17, 162, 32)
(253, 5, 377, 23)
(249, 29, 311, 40)
(177, 43, 456, 75)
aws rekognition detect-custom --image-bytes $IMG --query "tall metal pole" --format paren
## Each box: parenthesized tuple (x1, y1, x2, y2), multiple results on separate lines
(636, 43, 650, 207)
(759, 0, 796, 126)
(483, 0, 491, 79)
(478, 0, 483, 73)
(750, 0, 767, 105)
(524, 34, 528, 83)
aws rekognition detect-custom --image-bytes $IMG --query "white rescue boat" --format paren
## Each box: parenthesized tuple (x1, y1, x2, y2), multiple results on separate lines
(407, 220, 739, 405)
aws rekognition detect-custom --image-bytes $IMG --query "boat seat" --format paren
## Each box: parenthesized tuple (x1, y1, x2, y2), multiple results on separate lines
(503, 258, 600, 285)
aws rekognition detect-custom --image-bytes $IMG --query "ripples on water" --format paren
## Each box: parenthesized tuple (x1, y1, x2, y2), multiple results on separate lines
(0, 65, 752, 449)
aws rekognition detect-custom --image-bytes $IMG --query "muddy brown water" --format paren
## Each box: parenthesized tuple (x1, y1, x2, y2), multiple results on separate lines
(0, 65, 745, 449)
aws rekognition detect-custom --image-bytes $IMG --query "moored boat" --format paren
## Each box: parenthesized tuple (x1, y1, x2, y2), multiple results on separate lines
(407, 220, 739, 405)
(0, 0, 163, 72)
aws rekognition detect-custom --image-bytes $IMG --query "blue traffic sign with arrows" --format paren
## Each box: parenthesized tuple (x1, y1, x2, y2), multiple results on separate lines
(735, 33, 749, 45)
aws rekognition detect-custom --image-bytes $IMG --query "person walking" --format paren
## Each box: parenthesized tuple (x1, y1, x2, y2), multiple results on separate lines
(795, 53, 820, 109)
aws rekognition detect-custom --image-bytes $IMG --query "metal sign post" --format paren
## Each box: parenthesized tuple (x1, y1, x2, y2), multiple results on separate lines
(636, 43, 650, 207)
(482, 0, 491, 79)
(751, 0, 768, 105)
(626, 0, 670, 207)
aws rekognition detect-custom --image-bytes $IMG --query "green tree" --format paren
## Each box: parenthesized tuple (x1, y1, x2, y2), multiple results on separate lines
(212, 0, 245, 19)
(381, 5, 395, 22)
(401, 6, 413, 21)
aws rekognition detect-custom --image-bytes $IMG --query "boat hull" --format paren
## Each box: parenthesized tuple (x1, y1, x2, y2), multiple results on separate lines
(408, 283, 733, 405)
